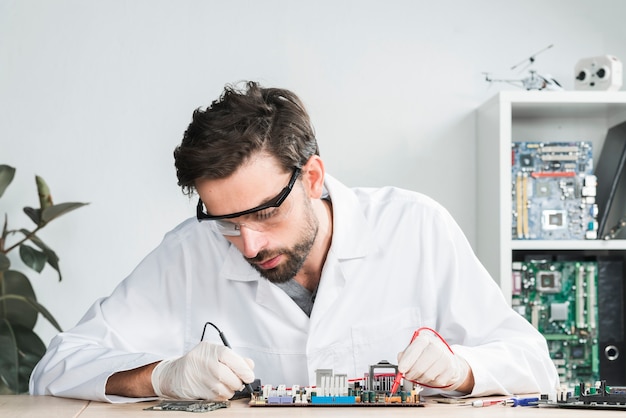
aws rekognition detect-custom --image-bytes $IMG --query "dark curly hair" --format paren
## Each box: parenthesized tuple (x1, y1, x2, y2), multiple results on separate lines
(174, 81, 319, 195)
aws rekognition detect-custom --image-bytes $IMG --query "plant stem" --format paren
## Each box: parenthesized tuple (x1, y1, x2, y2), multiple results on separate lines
(2, 226, 43, 254)
(0, 213, 7, 253)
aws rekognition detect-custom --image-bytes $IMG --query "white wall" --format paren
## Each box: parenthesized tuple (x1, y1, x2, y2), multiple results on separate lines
(2, 0, 626, 345)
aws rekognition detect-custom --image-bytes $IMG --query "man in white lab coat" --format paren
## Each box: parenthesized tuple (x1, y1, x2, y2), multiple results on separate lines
(30, 81, 559, 402)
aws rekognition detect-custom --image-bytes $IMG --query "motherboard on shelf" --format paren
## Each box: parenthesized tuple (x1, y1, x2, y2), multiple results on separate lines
(512, 259, 599, 388)
(249, 361, 423, 407)
(511, 141, 598, 240)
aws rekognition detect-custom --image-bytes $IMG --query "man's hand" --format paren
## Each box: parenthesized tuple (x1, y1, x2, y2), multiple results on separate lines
(151, 342, 255, 401)
(397, 331, 473, 392)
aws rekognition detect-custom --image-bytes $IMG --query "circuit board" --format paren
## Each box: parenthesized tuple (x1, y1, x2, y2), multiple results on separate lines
(511, 142, 598, 240)
(144, 400, 229, 412)
(248, 361, 423, 407)
(539, 380, 626, 410)
(512, 260, 599, 387)
(199, 323, 422, 408)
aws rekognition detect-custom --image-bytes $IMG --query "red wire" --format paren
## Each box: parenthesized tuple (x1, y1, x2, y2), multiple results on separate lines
(416, 327, 454, 354)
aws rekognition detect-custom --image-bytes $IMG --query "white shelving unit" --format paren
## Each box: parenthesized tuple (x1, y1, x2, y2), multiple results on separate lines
(476, 90, 626, 303)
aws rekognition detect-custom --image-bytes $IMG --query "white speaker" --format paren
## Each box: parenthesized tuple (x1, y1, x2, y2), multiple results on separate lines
(574, 55, 623, 91)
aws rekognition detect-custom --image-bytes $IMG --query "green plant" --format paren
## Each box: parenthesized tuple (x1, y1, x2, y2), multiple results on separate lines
(0, 164, 88, 394)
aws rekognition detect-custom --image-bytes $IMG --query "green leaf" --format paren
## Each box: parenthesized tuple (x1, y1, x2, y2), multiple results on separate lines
(0, 379, 13, 394)
(35, 175, 53, 210)
(0, 294, 62, 333)
(19, 230, 61, 281)
(0, 320, 46, 394)
(0, 165, 16, 199)
(0, 253, 9, 272)
(0, 270, 37, 328)
(0, 319, 18, 393)
(23, 207, 41, 226)
(41, 202, 89, 224)
(19, 244, 47, 273)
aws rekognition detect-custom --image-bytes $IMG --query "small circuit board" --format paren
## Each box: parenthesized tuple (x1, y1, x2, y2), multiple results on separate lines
(511, 141, 598, 240)
(144, 400, 229, 413)
(540, 380, 626, 410)
(512, 259, 599, 387)
(248, 361, 423, 407)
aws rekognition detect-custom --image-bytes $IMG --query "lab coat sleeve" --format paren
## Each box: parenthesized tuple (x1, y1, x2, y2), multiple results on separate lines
(422, 205, 560, 397)
(29, 225, 195, 402)
(28, 300, 164, 402)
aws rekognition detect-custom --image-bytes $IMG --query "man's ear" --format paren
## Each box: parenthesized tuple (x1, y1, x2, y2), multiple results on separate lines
(301, 156, 325, 199)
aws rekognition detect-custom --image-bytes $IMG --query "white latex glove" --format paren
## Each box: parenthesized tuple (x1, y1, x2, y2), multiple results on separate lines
(151, 342, 255, 401)
(397, 331, 470, 391)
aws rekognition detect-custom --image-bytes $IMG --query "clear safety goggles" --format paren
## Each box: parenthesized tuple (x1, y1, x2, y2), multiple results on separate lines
(196, 167, 300, 236)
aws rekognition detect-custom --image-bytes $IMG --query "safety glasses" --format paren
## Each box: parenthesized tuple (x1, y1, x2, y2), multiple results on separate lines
(196, 167, 300, 235)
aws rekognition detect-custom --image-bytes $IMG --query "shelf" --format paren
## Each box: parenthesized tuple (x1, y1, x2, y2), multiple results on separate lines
(486, 90, 626, 107)
(476, 90, 626, 305)
(477, 90, 626, 386)
(512, 240, 626, 251)
(483, 90, 626, 123)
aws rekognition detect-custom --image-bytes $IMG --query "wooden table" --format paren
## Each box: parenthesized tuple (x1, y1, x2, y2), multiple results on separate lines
(1, 395, 622, 417)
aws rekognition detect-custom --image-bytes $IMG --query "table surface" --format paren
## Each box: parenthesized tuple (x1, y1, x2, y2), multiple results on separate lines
(1, 395, 623, 417)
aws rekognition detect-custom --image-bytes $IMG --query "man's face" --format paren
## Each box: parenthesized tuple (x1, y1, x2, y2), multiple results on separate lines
(195, 156, 319, 283)
(244, 190, 318, 283)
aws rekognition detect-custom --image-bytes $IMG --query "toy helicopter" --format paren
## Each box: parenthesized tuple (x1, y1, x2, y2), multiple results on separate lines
(484, 44, 563, 91)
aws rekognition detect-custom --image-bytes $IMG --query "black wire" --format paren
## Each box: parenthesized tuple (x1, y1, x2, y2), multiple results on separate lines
(200, 321, 221, 342)
(200, 321, 255, 394)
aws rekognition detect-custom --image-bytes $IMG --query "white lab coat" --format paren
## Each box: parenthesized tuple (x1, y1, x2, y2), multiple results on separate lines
(30, 174, 559, 402)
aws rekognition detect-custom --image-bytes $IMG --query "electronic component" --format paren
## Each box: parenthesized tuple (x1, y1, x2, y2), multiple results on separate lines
(144, 400, 229, 412)
(511, 142, 598, 240)
(249, 362, 423, 407)
(539, 380, 626, 410)
(512, 260, 599, 387)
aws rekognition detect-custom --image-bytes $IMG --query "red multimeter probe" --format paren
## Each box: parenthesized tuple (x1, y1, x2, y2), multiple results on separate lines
(389, 327, 455, 395)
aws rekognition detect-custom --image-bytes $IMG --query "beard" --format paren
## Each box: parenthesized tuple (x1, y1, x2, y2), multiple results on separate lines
(246, 198, 319, 283)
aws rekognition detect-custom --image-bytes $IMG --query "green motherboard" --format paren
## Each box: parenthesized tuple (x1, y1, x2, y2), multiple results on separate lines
(512, 260, 599, 387)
